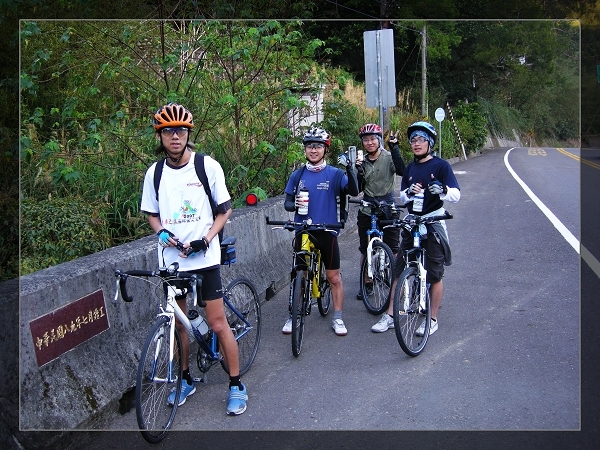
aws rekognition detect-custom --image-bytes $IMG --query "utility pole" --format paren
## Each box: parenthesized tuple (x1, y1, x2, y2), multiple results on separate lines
(381, 0, 390, 132)
(421, 24, 427, 119)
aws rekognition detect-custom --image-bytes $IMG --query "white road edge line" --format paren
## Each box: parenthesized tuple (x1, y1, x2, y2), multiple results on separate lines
(504, 148, 600, 278)
(504, 147, 582, 251)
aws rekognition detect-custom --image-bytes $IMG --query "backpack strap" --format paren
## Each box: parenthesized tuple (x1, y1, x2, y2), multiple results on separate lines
(333, 168, 347, 224)
(153, 158, 166, 201)
(193, 153, 217, 219)
(290, 166, 307, 196)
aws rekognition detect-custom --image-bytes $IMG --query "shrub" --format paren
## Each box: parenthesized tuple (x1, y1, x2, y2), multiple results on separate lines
(20, 197, 112, 275)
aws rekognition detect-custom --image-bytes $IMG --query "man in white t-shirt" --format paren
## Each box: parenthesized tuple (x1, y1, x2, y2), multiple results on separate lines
(140, 103, 247, 415)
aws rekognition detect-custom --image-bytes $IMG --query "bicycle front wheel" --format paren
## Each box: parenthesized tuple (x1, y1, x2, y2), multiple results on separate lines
(135, 316, 182, 443)
(291, 271, 308, 357)
(221, 278, 261, 376)
(360, 240, 394, 315)
(317, 262, 331, 316)
(393, 266, 431, 357)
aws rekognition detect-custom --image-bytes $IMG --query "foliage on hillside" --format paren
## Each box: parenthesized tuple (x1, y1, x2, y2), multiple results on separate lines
(3, 0, 588, 279)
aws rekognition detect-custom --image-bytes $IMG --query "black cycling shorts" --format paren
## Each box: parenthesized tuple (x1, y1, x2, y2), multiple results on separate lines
(394, 230, 445, 284)
(293, 230, 340, 271)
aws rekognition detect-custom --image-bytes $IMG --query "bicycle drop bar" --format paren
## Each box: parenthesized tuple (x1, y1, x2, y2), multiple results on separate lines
(114, 267, 205, 306)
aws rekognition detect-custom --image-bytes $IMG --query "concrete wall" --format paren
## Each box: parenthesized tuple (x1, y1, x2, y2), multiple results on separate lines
(484, 131, 522, 149)
(16, 195, 358, 431)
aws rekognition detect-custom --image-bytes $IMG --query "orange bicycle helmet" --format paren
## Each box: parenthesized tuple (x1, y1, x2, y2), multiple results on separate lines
(153, 103, 194, 130)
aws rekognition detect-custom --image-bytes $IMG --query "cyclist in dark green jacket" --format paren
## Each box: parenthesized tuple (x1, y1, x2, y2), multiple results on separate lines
(355, 123, 406, 301)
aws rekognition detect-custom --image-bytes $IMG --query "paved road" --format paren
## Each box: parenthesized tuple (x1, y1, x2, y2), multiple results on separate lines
(65, 147, 590, 449)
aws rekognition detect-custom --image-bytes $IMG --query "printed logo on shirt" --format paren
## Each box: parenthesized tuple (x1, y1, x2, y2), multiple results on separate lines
(180, 200, 198, 215)
(163, 199, 201, 226)
(316, 181, 330, 191)
(187, 182, 203, 188)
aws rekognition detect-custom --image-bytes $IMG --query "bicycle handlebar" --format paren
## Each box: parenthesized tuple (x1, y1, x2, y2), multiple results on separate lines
(114, 265, 204, 306)
(383, 211, 453, 230)
(265, 216, 344, 231)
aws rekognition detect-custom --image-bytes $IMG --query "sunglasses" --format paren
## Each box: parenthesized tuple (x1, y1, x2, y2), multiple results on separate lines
(160, 127, 189, 137)
(304, 143, 325, 150)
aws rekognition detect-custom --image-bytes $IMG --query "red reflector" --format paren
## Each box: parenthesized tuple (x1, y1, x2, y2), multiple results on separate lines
(245, 193, 258, 206)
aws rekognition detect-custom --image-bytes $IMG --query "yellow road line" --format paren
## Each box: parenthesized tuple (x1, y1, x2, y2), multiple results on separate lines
(557, 147, 600, 170)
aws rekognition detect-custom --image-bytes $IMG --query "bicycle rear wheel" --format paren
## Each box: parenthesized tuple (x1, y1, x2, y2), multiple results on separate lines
(393, 266, 431, 356)
(135, 316, 182, 443)
(221, 278, 262, 376)
(317, 262, 331, 316)
(291, 271, 308, 357)
(360, 240, 394, 315)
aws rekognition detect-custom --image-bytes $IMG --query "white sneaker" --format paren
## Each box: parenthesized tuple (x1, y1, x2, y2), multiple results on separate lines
(332, 319, 347, 336)
(371, 313, 394, 333)
(415, 318, 438, 337)
(282, 317, 292, 334)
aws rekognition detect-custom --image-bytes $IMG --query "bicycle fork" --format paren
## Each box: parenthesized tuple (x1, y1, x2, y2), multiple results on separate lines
(365, 237, 384, 279)
(417, 260, 428, 311)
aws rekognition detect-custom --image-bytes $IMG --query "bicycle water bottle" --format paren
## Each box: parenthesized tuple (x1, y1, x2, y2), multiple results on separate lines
(413, 191, 424, 213)
(297, 187, 309, 215)
(412, 228, 420, 248)
(187, 309, 209, 338)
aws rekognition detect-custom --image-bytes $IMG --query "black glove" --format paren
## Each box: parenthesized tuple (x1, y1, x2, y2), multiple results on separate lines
(387, 131, 399, 147)
(428, 176, 445, 195)
(187, 237, 209, 257)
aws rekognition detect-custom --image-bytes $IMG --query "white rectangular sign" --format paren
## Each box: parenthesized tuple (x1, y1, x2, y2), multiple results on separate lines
(364, 29, 396, 108)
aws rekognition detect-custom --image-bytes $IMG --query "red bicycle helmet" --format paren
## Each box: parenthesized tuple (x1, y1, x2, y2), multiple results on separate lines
(153, 103, 194, 130)
(359, 123, 383, 138)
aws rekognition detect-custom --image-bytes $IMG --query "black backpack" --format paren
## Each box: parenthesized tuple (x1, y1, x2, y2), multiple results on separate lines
(289, 166, 347, 224)
(153, 152, 223, 241)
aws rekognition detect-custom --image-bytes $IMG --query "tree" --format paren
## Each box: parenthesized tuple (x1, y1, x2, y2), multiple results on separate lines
(19, 19, 327, 271)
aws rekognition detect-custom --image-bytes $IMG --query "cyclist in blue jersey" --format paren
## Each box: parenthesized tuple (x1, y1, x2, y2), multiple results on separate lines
(371, 121, 460, 335)
(281, 127, 359, 336)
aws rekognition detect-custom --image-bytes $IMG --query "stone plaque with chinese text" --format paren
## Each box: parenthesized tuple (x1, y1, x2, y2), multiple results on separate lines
(29, 289, 109, 367)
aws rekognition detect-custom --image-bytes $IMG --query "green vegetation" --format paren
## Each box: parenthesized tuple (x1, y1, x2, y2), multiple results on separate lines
(4, 2, 584, 279)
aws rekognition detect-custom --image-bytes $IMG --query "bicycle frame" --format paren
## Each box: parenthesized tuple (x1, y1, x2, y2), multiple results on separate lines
(350, 198, 398, 279)
(400, 246, 428, 312)
(386, 211, 453, 313)
(293, 232, 322, 300)
(115, 267, 254, 380)
(365, 213, 385, 279)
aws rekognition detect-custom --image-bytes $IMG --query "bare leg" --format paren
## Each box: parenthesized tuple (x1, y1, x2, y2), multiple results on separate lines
(326, 268, 344, 312)
(205, 298, 239, 376)
(429, 280, 443, 320)
(175, 298, 189, 371)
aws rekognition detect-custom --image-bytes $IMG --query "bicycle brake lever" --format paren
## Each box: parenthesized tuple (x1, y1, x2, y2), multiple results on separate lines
(191, 275, 198, 307)
(113, 277, 122, 303)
